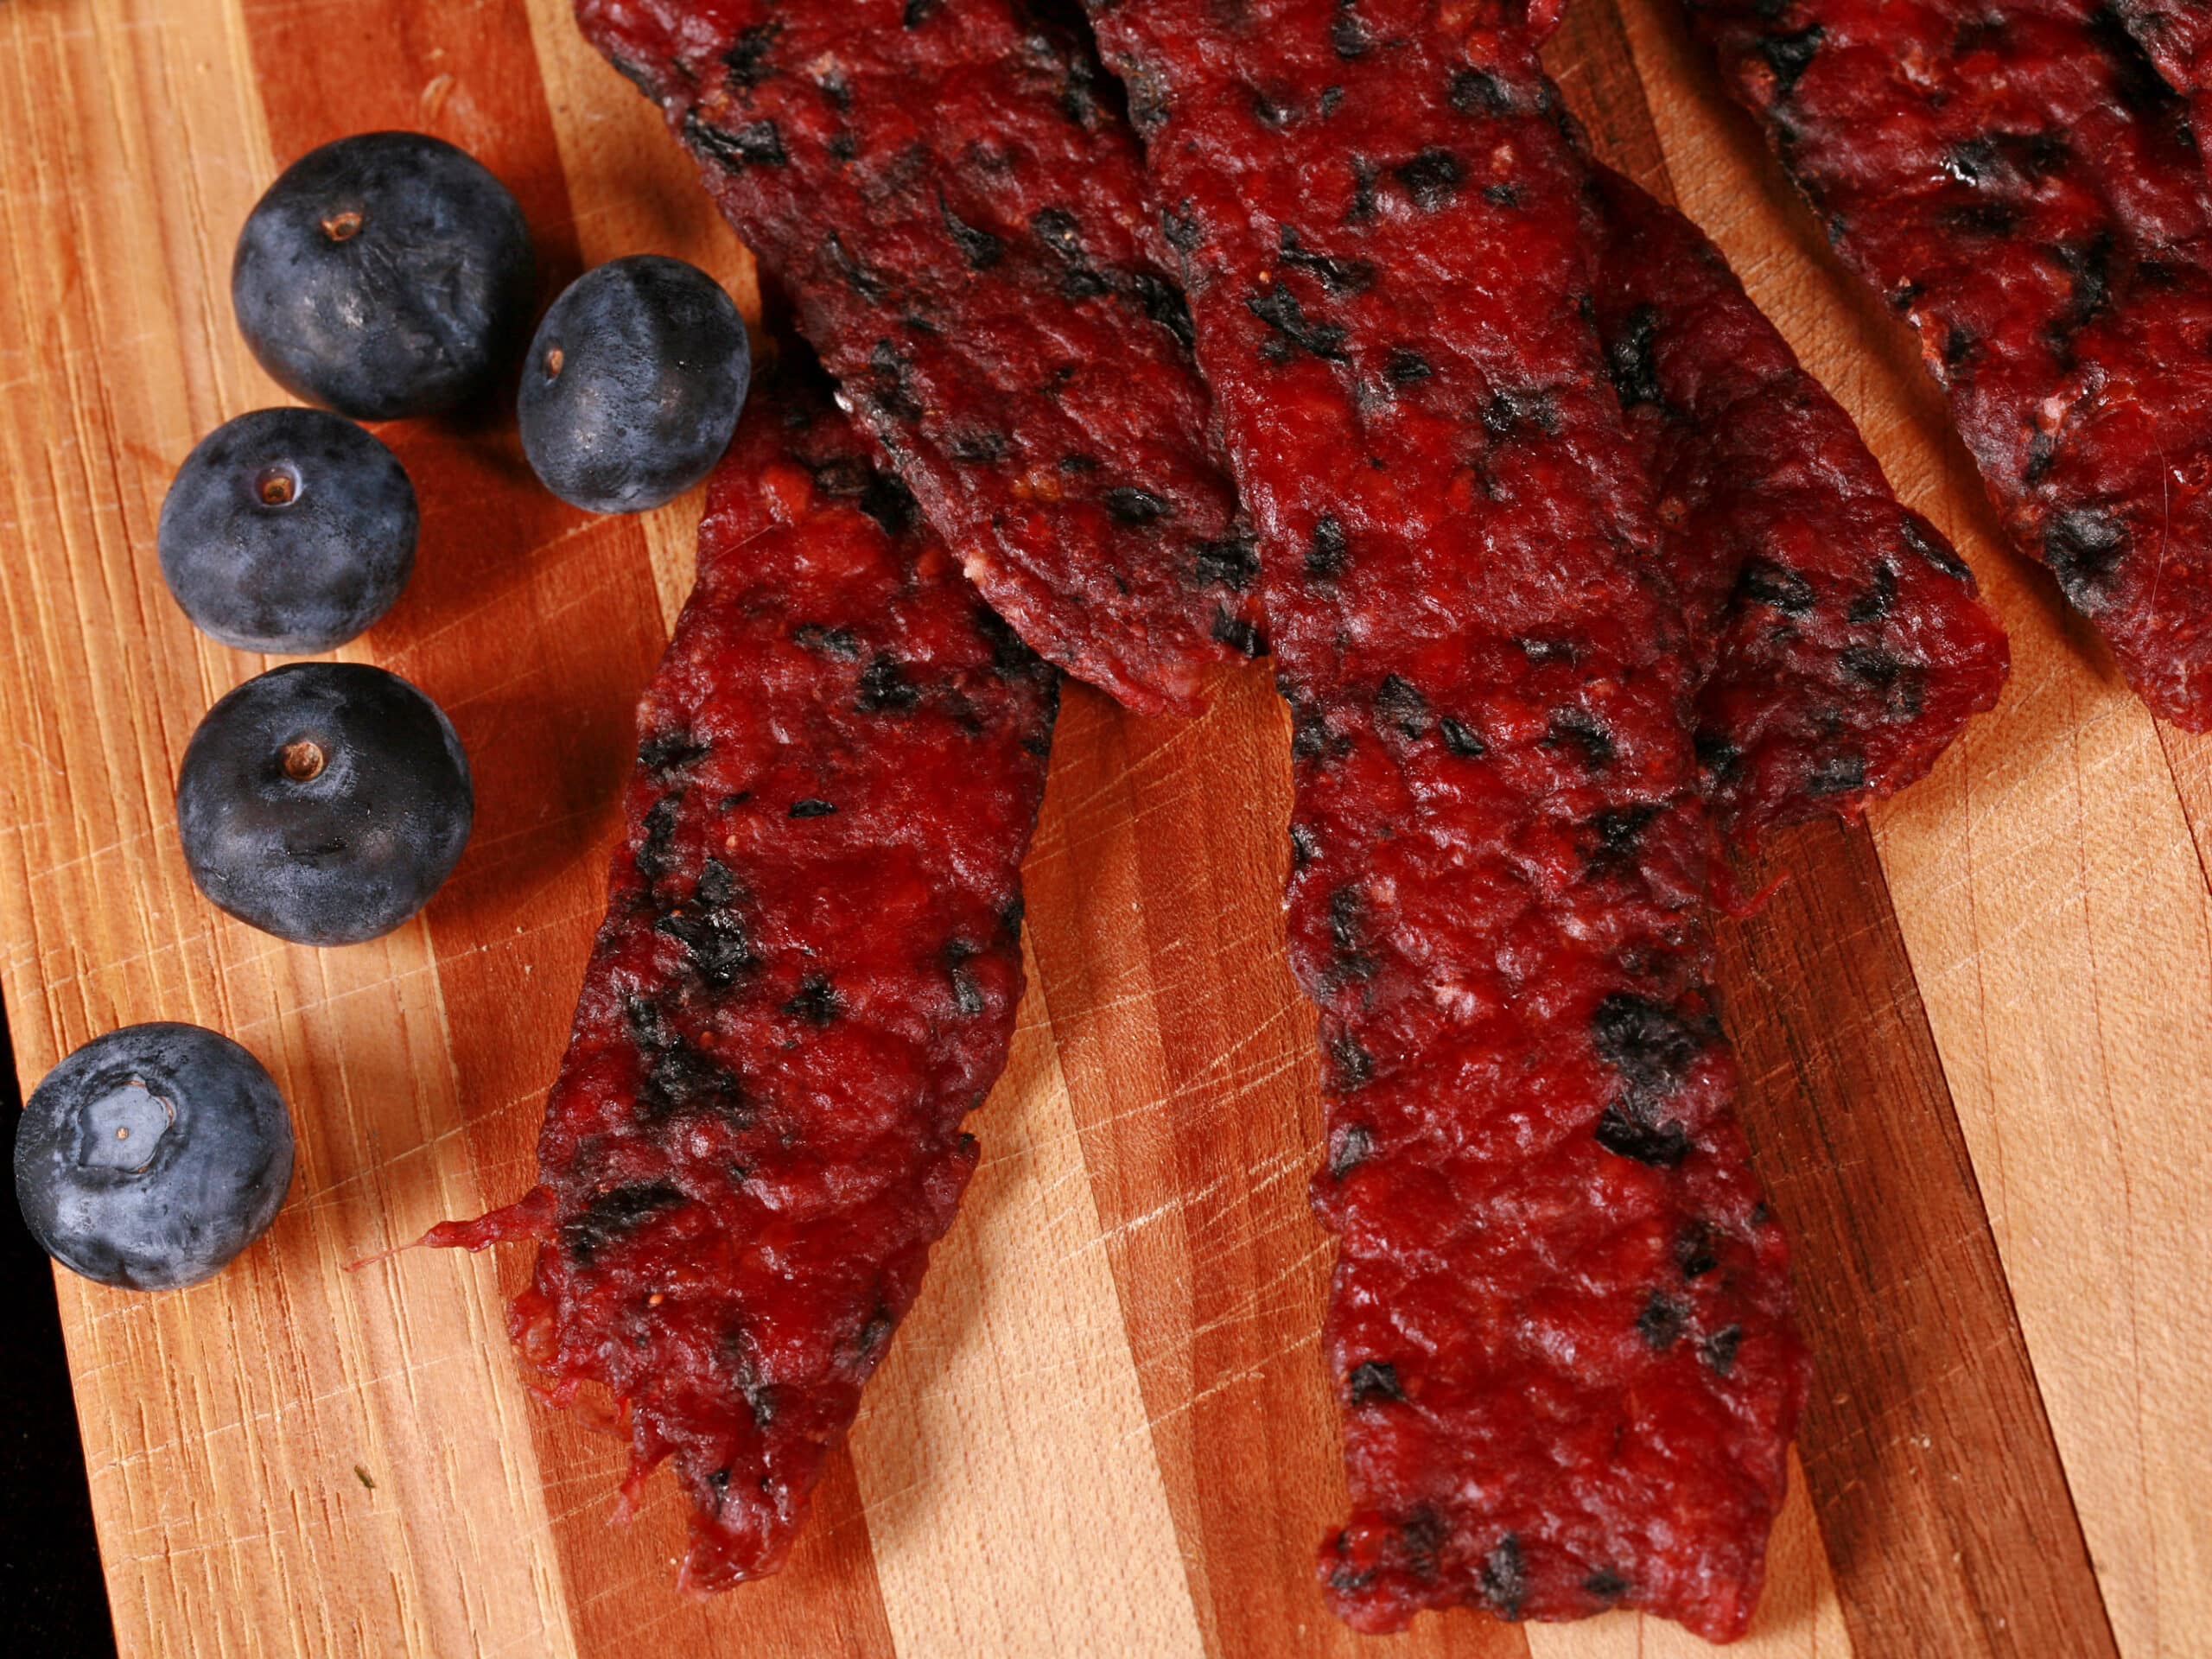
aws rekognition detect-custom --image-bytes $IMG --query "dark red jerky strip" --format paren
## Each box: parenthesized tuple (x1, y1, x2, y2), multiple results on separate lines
(1685, 0, 2212, 728)
(1586, 163, 2009, 840)
(429, 362, 1056, 1591)
(572, 0, 1260, 714)
(1081, 0, 1806, 1640)
(2117, 2, 2212, 149)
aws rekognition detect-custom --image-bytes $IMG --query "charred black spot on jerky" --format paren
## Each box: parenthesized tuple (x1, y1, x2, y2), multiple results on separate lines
(788, 798, 836, 819)
(1060, 453, 1100, 475)
(722, 22, 782, 90)
(657, 872, 756, 989)
(1105, 486, 1173, 524)
(686, 113, 786, 170)
(938, 194, 1005, 270)
(949, 427, 1010, 465)
(794, 624, 862, 659)
(1606, 304, 1666, 410)
(1332, 0, 1371, 60)
(2044, 508, 2129, 612)
(1328, 1121, 1373, 1177)
(1030, 207, 1107, 297)
(1163, 204, 1205, 254)
(1346, 156, 1380, 225)
(943, 937, 988, 1017)
(1483, 183, 1523, 208)
(1196, 531, 1259, 590)
(1902, 519, 1973, 583)
(817, 67, 852, 111)
(1704, 1325, 1745, 1376)
(857, 653, 922, 715)
(1319, 84, 1345, 117)
(1586, 804, 1661, 873)
(1440, 716, 1487, 759)
(1248, 284, 1349, 361)
(999, 894, 1028, 942)
(2025, 430, 2057, 486)
(1058, 43, 1105, 128)
(1586, 1569, 1629, 1601)
(639, 729, 709, 777)
(561, 1181, 685, 1266)
(1449, 66, 1514, 117)
(1211, 606, 1264, 658)
(1734, 557, 1816, 614)
(1848, 562, 1897, 622)
(1327, 886, 1378, 985)
(1346, 1359, 1402, 1405)
(903, 0, 941, 22)
(608, 54, 661, 99)
(1637, 1291, 1689, 1350)
(1483, 386, 1562, 439)
(1595, 1104, 1693, 1166)
(858, 469, 918, 537)
(1758, 24, 1824, 95)
(1278, 226, 1374, 294)
(839, 1304, 896, 1373)
(2087, 4, 2183, 118)
(1547, 709, 1617, 771)
(784, 976, 842, 1026)
(867, 339, 921, 423)
(1393, 148, 1463, 210)
(1330, 1033, 1374, 1090)
(1517, 636, 1577, 665)
(1806, 754, 1867, 796)
(1479, 1535, 1528, 1619)
(1842, 645, 1902, 686)
(635, 793, 682, 886)
(1695, 728, 1742, 779)
(1942, 200, 2020, 238)
(1677, 1221, 1719, 1279)
(1376, 674, 1429, 740)
(1384, 348, 1433, 386)
(1250, 85, 1299, 127)
(825, 131, 859, 163)
(1308, 514, 1350, 580)
(703, 1465, 731, 1512)
(1890, 278, 1925, 313)
(1941, 324, 1980, 373)
(1594, 991, 1705, 1105)
(1127, 270, 1197, 352)
(2054, 233, 2115, 334)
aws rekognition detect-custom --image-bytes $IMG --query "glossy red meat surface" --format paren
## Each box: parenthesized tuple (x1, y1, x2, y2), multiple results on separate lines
(1082, 0, 1808, 1639)
(1587, 164, 2009, 838)
(574, 0, 1259, 714)
(429, 361, 1057, 1591)
(1688, 0, 2212, 728)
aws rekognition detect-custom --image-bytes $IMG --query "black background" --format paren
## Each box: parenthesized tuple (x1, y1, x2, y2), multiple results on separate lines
(2, 1001, 122, 1657)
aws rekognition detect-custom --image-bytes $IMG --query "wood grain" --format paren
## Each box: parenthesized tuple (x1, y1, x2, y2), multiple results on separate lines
(1, 0, 2207, 1653)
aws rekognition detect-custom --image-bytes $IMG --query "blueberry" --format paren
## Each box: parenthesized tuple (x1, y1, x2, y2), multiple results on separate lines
(232, 131, 535, 420)
(157, 408, 417, 652)
(15, 1024, 294, 1291)
(176, 663, 474, 945)
(518, 256, 750, 513)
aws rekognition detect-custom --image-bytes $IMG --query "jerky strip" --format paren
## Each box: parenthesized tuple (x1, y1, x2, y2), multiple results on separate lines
(576, 0, 1260, 714)
(2116, 1, 2212, 153)
(1586, 163, 2009, 838)
(1083, 0, 1807, 1639)
(429, 359, 1057, 1590)
(1687, 0, 2212, 728)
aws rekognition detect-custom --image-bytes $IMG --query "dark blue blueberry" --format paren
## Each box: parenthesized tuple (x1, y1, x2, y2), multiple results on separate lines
(14, 1023, 294, 1291)
(232, 131, 535, 420)
(518, 256, 750, 513)
(156, 408, 416, 652)
(176, 663, 473, 945)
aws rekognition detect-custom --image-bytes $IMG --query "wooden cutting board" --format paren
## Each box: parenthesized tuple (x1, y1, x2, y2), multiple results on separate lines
(0, 0, 2205, 1653)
